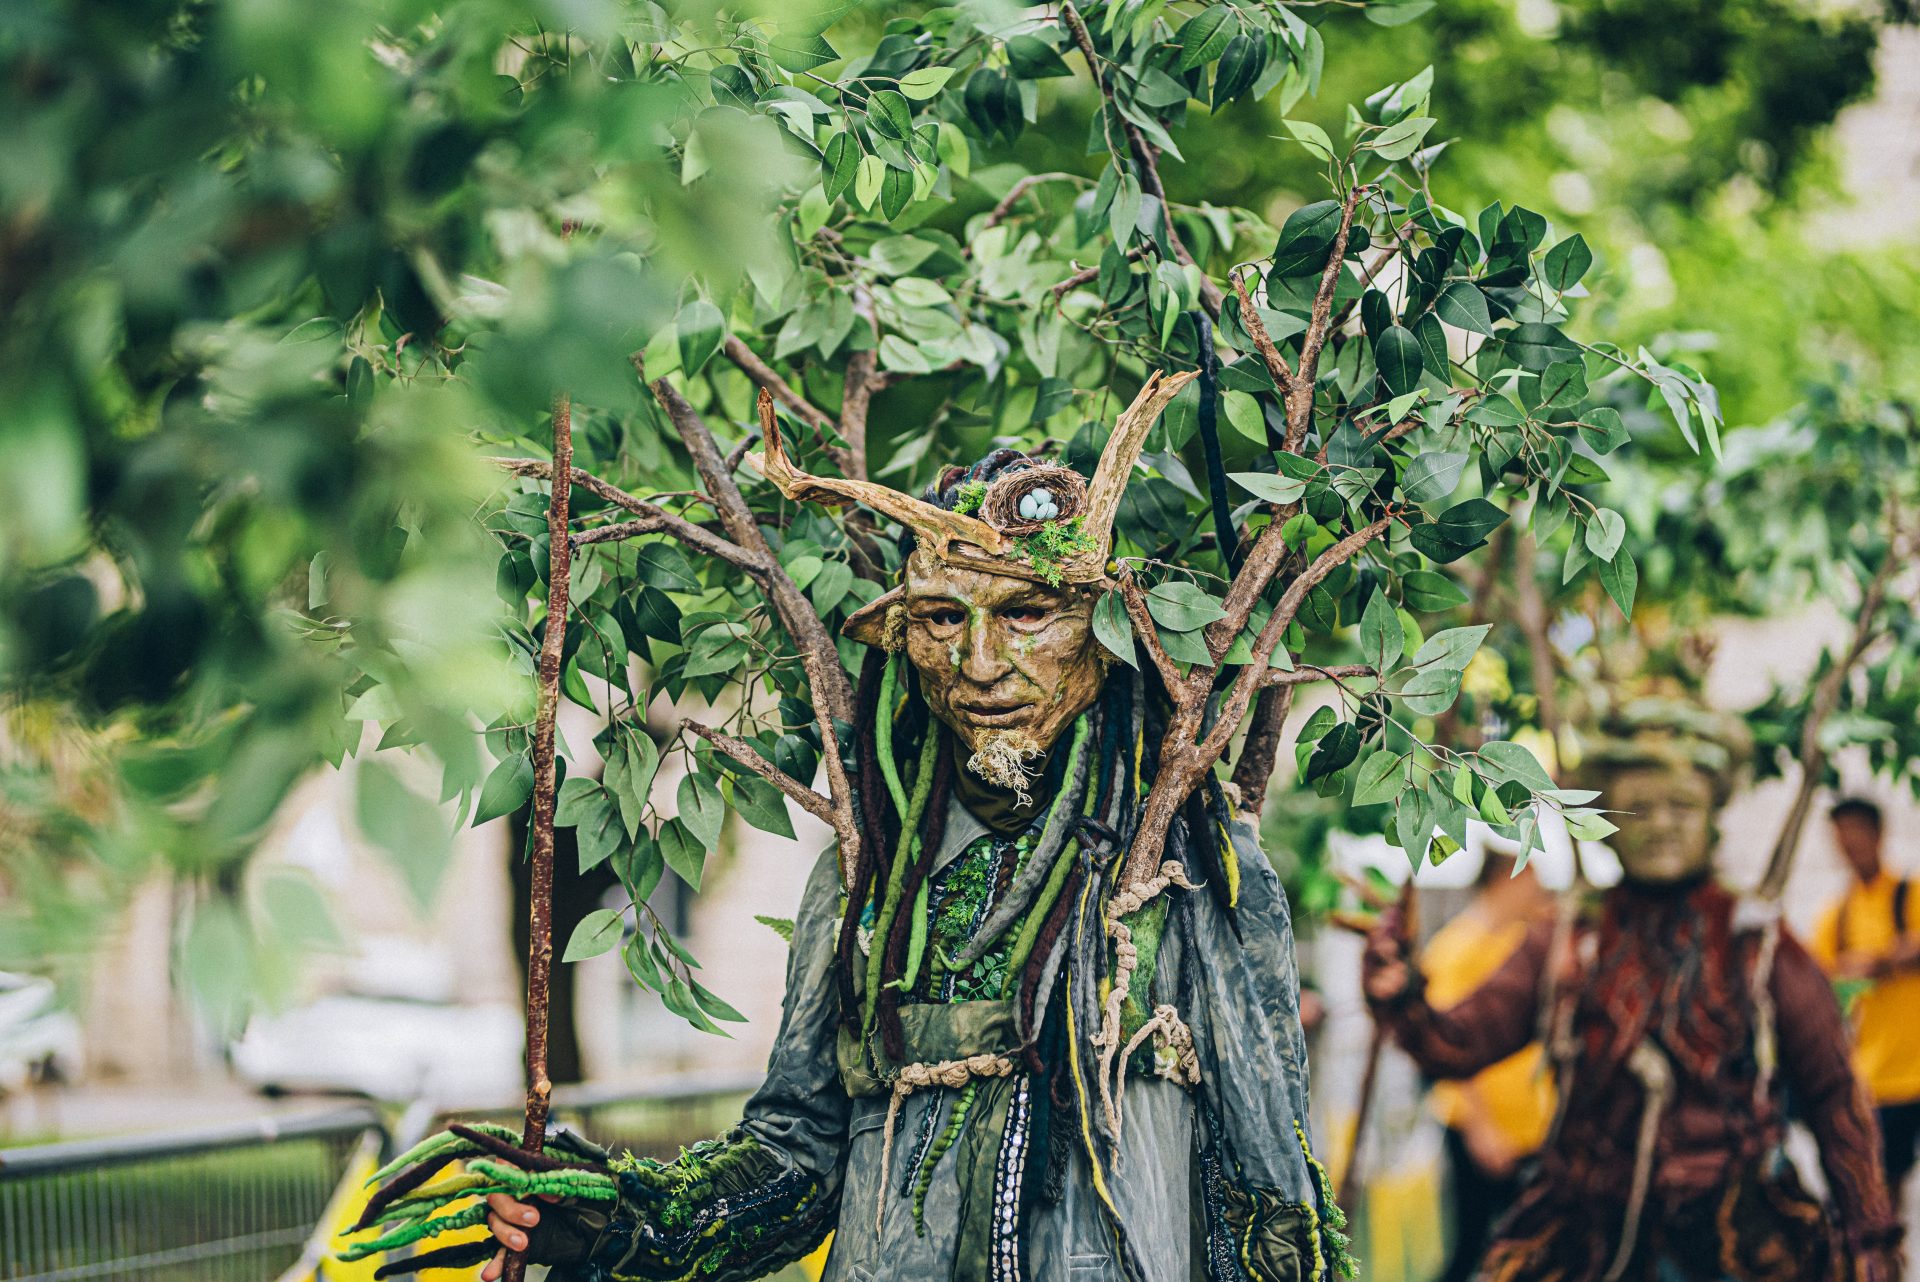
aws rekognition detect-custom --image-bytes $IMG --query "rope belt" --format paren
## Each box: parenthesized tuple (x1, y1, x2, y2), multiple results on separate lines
(875, 1052, 1017, 1235)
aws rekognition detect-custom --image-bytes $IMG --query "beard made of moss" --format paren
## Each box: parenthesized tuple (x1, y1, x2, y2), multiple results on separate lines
(965, 728, 1044, 805)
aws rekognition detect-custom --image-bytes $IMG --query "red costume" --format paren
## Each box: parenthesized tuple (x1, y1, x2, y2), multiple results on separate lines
(1374, 879, 1900, 1282)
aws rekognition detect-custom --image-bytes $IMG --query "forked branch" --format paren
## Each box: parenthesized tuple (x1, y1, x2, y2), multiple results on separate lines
(682, 719, 841, 834)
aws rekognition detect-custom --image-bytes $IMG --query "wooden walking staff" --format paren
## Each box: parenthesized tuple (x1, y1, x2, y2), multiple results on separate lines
(1337, 877, 1416, 1212)
(504, 387, 573, 1282)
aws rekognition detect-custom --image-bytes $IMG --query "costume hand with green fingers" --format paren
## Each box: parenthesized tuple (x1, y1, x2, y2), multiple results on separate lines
(338, 1122, 622, 1277)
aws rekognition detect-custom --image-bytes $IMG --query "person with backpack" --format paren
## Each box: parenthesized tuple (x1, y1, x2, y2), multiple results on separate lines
(1811, 798, 1920, 1206)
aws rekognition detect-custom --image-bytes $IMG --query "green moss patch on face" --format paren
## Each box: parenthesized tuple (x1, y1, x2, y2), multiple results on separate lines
(953, 479, 989, 515)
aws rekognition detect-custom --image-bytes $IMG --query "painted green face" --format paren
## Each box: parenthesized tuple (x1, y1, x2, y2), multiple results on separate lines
(1606, 764, 1717, 885)
(900, 549, 1105, 784)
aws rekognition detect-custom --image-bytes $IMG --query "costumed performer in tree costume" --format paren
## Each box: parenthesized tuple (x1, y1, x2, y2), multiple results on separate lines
(343, 374, 1351, 1282)
(1361, 695, 1902, 1282)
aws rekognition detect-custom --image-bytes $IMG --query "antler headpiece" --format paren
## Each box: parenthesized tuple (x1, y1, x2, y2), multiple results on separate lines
(755, 371, 1196, 588)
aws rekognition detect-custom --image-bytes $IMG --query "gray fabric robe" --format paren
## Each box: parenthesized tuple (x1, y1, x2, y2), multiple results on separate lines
(723, 799, 1337, 1282)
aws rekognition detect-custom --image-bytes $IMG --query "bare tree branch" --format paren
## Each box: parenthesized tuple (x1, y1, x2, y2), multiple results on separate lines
(1266, 662, 1378, 687)
(506, 389, 572, 1282)
(492, 457, 763, 570)
(1230, 268, 1296, 394)
(1228, 683, 1295, 815)
(1204, 517, 1392, 761)
(722, 335, 856, 478)
(638, 366, 863, 886)
(682, 718, 840, 833)
(1759, 499, 1909, 899)
(1117, 574, 1183, 691)
(1288, 182, 1368, 452)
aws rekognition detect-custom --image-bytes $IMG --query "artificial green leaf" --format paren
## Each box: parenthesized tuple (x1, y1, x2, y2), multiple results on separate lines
(1375, 325, 1423, 396)
(1370, 115, 1435, 161)
(563, 908, 625, 962)
(867, 89, 913, 139)
(1359, 591, 1405, 669)
(1537, 359, 1588, 411)
(1400, 666, 1461, 715)
(732, 775, 797, 839)
(898, 66, 954, 99)
(1413, 623, 1490, 671)
(1434, 282, 1494, 336)
(677, 772, 725, 849)
(1007, 34, 1072, 78)
(1305, 722, 1361, 781)
(822, 131, 859, 203)
(554, 777, 603, 827)
(676, 299, 725, 376)
(1222, 390, 1268, 444)
(1599, 545, 1638, 619)
(1584, 507, 1626, 560)
(1271, 200, 1342, 275)
(1146, 580, 1227, 631)
(1542, 234, 1593, 291)
(854, 153, 885, 208)
(472, 753, 533, 827)
(1353, 751, 1406, 807)
(1580, 406, 1630, 455)
(1479, 741, 1555, 790)
(1229, 470, 1308, 504)
(1401, 451, 1468, 504)
(659, 818, 706, 890)
(1401, 569, 1468, 612)
(1094, 591, 1138, 667)
(1177, 6, 1236, 70)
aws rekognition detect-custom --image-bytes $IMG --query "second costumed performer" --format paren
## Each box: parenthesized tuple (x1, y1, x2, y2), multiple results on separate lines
(1361, 696, 1902, 1282)
(344, 377, 1351, 1282)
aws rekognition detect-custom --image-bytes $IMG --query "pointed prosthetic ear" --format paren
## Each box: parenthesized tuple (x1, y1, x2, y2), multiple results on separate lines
(753, 390, 1010, 561)
(842, 585, 906, 650)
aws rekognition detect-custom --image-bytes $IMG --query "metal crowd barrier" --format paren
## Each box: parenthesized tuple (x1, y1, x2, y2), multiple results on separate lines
(0, 1073, 771, 1282)
(0, 1104, 386, 1282)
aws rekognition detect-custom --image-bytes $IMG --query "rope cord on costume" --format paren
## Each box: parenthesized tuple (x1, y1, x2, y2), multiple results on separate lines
(1092, 859, 1199, 1142)
(875, 1053, 1017, 1235)
(1603, 1041, 1675, 1282)
(1108, 1003, 1201, 1146)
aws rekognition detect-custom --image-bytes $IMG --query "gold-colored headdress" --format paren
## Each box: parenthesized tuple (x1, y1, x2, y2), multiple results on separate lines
(755, 370, 1196, 587)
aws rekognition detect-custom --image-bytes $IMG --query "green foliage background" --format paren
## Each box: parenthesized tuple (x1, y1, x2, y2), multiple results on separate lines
(0, 0, 1912, 1024)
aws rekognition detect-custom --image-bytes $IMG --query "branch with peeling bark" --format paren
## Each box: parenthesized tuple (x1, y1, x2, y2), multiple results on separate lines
(682, 718, 842, 835)
(491, 457, 763, 569)
(625, 358, 863, 888)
